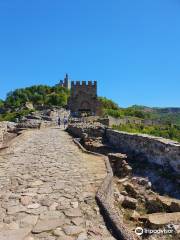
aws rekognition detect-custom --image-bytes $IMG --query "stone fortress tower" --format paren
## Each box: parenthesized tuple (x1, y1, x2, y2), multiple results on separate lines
(58, 74, 101, 116)
(58, 73, 71, 89)
(69, 80, 101, 116)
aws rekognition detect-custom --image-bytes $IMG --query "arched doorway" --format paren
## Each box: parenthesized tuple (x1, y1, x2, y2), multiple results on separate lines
(78, 101, 91, 116)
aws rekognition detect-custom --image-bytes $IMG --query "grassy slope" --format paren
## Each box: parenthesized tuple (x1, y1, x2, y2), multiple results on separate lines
(99, 99, 180, 142)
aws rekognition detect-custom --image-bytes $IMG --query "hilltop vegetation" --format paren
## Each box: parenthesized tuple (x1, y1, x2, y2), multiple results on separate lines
(5, 85, 70, 109)
(99, 97, 154, 119)
(113, 124, 180, 142)
(131, 105, 180, 126)
(0, 85, 70, 121)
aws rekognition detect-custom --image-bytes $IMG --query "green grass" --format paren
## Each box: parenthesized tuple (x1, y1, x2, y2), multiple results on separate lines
(112, 123, 180, 142)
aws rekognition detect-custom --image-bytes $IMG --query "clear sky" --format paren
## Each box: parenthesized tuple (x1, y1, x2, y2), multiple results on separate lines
(0, 0, 180, 107)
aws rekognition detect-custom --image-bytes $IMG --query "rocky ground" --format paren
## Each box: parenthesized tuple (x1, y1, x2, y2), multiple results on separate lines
(107, 153, 180, 240)
(0, 128, 115, 240)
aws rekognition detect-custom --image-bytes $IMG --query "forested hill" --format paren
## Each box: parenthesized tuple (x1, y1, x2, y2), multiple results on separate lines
(130, 105, 180, 126)
(1, 85, 70, 109)
(99, 98, 180, 126)
(0, 85, 70, 121)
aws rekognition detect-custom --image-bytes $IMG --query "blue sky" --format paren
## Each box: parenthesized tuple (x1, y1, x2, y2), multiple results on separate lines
(0, 0, 180, 107)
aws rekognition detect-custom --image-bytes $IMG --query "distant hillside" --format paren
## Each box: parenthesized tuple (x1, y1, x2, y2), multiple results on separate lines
(132, 105, 180, 113)
(131, 105, 180, 126)
(99, 100, 180, 126)
(99, 99, 180, 142)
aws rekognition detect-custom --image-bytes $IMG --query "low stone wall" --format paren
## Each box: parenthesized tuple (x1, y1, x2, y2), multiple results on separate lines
(108, 116, 142, 126)
(107, 129, 180, 175)
(108, 116, 161, 127)
(0, 121, 19, 149)
(68, 122, 180, 175)
(67, 122, 106, 139)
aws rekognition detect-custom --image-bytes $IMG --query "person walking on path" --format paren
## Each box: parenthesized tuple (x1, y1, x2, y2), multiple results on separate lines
(63, 116, 68, 129)
(58, 117, 61, 127)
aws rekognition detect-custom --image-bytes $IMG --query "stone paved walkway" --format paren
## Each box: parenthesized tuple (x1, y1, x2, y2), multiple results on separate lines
(0, 128, 115, 240)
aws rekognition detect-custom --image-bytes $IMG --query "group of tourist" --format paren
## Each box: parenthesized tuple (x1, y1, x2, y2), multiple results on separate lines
(57, 116, 68, 128)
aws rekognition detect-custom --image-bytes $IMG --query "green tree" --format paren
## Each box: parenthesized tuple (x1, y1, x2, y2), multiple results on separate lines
(0, 99, 4, 108)
(98, 97, 119, 110)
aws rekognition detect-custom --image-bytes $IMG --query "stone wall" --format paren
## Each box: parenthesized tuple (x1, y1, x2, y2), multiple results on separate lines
(106, 129, 180, 175)
(67, 122, 106, 139)
(0, 122, 8, 148)
(66, 122, 180, 176)
(108, 116, 142, 126)
(108, 116, 161, 127)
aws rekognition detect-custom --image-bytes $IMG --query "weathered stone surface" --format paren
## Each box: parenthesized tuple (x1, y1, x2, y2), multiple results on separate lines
(107, 128, 180, 175)
(63, 225, 84, 236)
(0, 128, 115, 239)
(71, 217, 84, 226)
(53, 227, 65, 236)
(77, 232, 88, 240)
(0, 122, 7, 147)
(32, 219, 65, 233)
(40, 198, 52, 207)
(7, 205, 26, 215)
(29, 180, 44, 187)
(120, 190, 128, 196)
(130, 210, 140, 221)
(70, 201, 79, 208)
(146, 195, 180, 213)
(7, 222, 19, 230)
(57, 236, 74, 240)
(122, 196, 137, 209)
(0, 227, 32, 240)
(123, 164, 132, 177)
(157, 195, 180, 212)
(53, 181, 65, 190)
(141, 212, 180, 228)
(20, 196, 32, 206)
(27, 203, 41, 209)
(124, 183, 138, 198)
(108, 153, 127, 162)
(64, 208, 82, 218)
(37, 187, 52, 194)
(49, 202, 58, 211)
(40, 210, 64, 220)
(132, 177, 151, 189)
(24, 237, 35, 240)
(83, 136, 112, 154)
(25, 206, 47, 215)
(108, 153, 132, 177)
(145, 195, 164, 213)
(67, 122, 106, 139)
(20, 215, 38, 227)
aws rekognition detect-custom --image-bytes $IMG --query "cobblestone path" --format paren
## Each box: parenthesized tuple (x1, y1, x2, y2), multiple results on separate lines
(0, 128, 115, 240)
